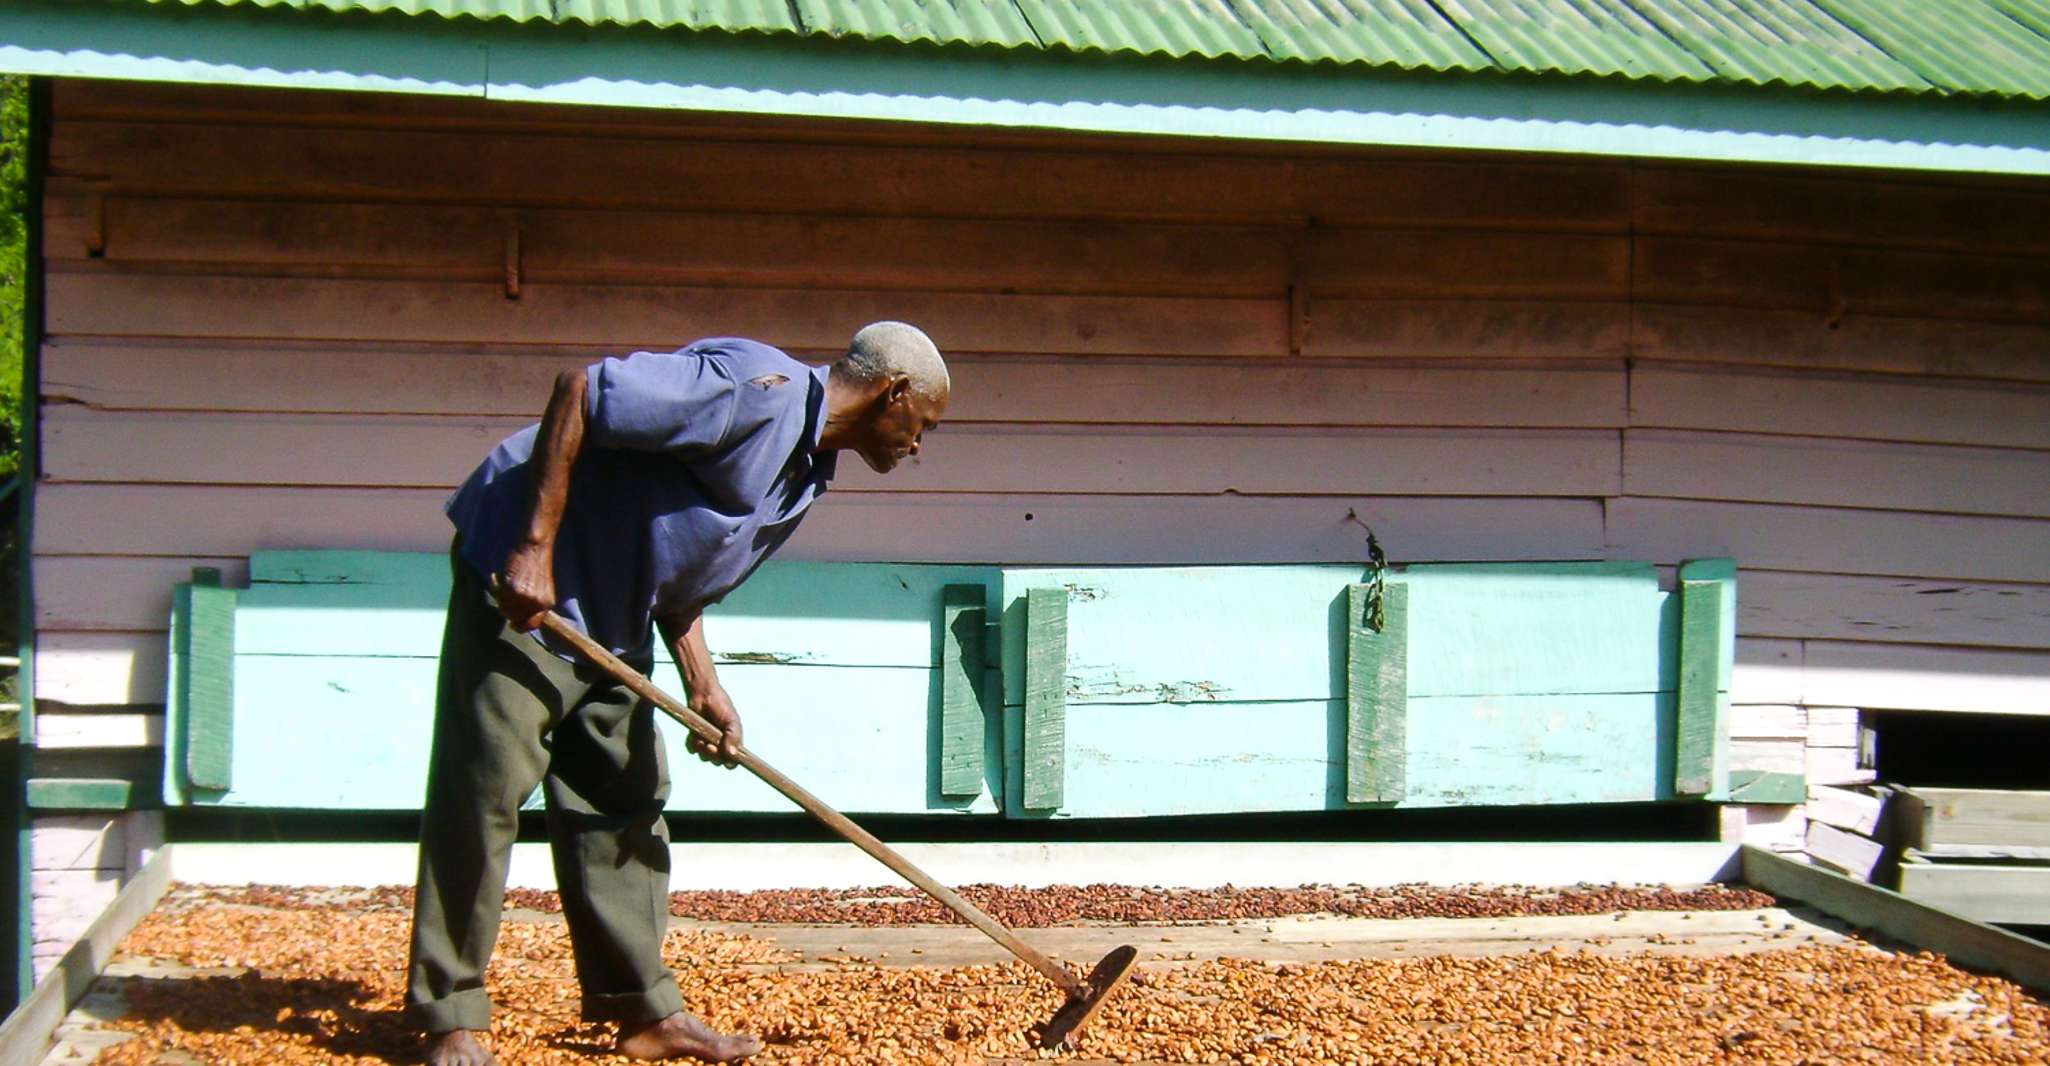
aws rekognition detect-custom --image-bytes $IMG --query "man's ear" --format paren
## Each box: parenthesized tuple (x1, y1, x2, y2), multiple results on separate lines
(886, 376, 913, 405)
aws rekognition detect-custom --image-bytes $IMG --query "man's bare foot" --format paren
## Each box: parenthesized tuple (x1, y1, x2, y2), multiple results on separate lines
(617, 1011, 762, 1062)
(425, 1028, 497, 1066)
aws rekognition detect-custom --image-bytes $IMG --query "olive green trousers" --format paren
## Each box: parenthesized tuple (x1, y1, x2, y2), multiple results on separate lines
(405, 546, 683, 1032)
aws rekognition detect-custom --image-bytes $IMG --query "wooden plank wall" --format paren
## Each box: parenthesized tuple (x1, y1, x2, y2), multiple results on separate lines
(27, 80, 2050, 789)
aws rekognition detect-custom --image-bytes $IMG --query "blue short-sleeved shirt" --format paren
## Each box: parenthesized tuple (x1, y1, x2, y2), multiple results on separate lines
(444, 338, 837, 661)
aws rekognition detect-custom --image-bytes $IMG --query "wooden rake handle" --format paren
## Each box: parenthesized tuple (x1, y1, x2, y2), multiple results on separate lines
(534, 611, 1087, 999)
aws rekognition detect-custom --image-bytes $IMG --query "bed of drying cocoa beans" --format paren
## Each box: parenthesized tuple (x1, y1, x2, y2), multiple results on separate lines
(80, 884, 2047, 1065)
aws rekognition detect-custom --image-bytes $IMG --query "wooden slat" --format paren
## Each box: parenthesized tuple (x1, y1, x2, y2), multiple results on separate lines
(36, 484, 1610, 562)
(1344, 581, 1406, 805)
(1302, 299, 1629, 360)
(29, 815, 123, 872)
(1807, 785, 1886, 836)
(1800, 640, 2050, 717)
(1728, 703, 1805, 740)
(43, 340, 1629, 425)
(1726, 771, 1805, 804)
(1725, 770, 1801, 803)
(1673, 559, 1734, 798)
(1624, 430, 2050, 519)
(24, 779, 155, 812)
(52, 116, 1631, 229)
(1806, 821, 1886, 882)
(1632, 304, 2050, 382)
(1805, 706, 1860, 748)
(34, 555, 245, 632)
(1736, 571, 2050, 651)
(1634, 166, 2050, 257)
(30, 713, 163, 750)
(233, 555, 999, 668)
(1731, 638, 1804, 706)
(1898, 788, 2050, 851)
(1634, 236, 2050, 325)
(1805, 746, 1874, 787)
(938, 585, 987, 797)
(1020, 588, 1067, 813)
(45, 273, 1288, 357)
(34, 633, 168, 708)
(53, 195, 1631, 301)
(1629, 362, 2050, 449)
(1727, 739, 1802, 775)
(42, 409, 1623, 497)
(1897, 859, 2050, 925)
(1604, 499, 2050, 584)
(1740, 846, 2050, 995)
(171, 576, 235, 792)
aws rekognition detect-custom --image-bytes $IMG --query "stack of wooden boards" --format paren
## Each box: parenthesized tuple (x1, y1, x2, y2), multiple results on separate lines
(165, 552, 1741, 818)
(1894, 788, 2050, 925)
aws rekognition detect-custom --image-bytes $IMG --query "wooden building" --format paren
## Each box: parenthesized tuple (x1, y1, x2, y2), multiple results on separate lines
(3, 0, 2048, 997)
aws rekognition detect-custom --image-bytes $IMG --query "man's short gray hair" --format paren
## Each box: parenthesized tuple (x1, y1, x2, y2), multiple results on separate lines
(836, 321, 949, 400)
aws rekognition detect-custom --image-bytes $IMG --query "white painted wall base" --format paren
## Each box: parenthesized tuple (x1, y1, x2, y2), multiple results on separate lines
(165, 841, 1741, 891)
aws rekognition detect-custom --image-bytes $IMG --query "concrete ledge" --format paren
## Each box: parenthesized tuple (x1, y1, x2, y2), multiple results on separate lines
(167, 841, 1742, 891)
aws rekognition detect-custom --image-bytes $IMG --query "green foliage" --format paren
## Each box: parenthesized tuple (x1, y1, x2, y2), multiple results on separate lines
(0, 75, 24, 487)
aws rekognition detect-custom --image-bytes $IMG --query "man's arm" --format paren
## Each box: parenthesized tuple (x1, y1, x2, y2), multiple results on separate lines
(497, 368, 588, 631)
(656, 608, 744, 767)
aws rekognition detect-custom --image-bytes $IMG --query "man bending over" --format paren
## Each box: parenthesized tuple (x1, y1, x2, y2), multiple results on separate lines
(407, 323, 949, 1064)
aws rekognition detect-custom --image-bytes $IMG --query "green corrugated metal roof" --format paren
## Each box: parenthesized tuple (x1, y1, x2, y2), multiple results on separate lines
(140, 0, 2050, 100)
(1814, 0, 2050, 96)
(1436, 0, 1718, 82)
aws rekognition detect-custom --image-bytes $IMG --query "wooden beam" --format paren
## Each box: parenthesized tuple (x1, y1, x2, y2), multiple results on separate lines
(1896, 787, 2050, 851)
(0, 847, 172, 1066)
(1806, 821, 1885, 882)
(1021, 588, 1067, 812)
(1898, 857, 2050, 925)
(171, 572, 236, 793)
(23, 778, 154, 811)
(1739, 845, 2050, 995)
(1726, 770, 1805, 804)
(937, 585, 986, 797)
(1344, 581, 1406, 804)
(1673, 559, 1734, 797)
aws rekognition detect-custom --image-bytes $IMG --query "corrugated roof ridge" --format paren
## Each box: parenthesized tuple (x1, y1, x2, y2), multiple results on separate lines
(1008, 0, 1046, 48)
(1421, 0, 1504, 66)
(1218, 0, 1279, 61)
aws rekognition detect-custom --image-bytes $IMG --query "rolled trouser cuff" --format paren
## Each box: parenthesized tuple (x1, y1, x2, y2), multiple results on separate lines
(581, 976, 685, 1024)
(407, 986, 493, 1033)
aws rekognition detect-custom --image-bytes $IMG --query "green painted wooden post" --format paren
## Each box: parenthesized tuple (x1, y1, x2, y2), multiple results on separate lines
(1674, 558, 1736, 798)
(938, 585, 986, 796)
(173, 568, 237, 793)
(1345, 580, 1407, 804)
(1021, 587, 1066, 811)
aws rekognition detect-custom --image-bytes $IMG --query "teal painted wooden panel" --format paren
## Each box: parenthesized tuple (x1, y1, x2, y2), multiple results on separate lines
(189, 552, 1004, 813)
(999, 562, 1687, 818)
(240, 551, 998, 668)
(199, 657, 999, 813)
(1007, 691, 1676, 819)
(999, 563, 1670, 709)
